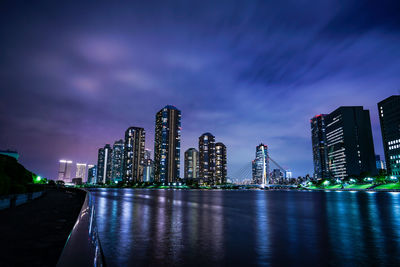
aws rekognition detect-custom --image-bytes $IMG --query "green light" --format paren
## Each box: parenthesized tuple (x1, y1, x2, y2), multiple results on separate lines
(323, 180, 330, 186)
(37, 176, 41, 181)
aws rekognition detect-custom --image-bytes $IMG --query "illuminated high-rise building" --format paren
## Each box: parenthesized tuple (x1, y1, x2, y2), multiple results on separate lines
(378, 95, 400, 178)
(142, 148, 154, 182)
(123, 127, 145, 183)
(154, 105, 181, 183)
(252, 160, 256, 180)
(75, 163, 87, 182)
(112, 139, 125, 183)
(143, 159, 154, 182)
(97, 144, 112, 184)
(325, 106, 377, 179)
(252, 144, 269, 185)
(375, 155, 386, 171)
(199, 133, 216, 183)
(215, 142, 227, 184)
(87, 164, 96, 184)
(310, 114, 329, 179)
(58, 160, 72, 183)
(184, 148, 199, 179)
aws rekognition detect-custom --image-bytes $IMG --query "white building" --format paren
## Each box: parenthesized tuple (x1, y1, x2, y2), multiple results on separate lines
(75, 163, 87, 182)
(58, 160, 73, 182)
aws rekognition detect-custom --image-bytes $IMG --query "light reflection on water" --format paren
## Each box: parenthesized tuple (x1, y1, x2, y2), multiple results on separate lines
(91, 189, 400, 267)
(255, 191, 270, 266)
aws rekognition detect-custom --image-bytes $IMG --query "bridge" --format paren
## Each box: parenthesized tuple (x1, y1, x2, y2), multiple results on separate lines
(229, 154, 292, 186)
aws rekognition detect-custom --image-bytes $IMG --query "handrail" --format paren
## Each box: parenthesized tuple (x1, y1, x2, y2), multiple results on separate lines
(0, 191, 44, 210)
(57, 189, 105, 267)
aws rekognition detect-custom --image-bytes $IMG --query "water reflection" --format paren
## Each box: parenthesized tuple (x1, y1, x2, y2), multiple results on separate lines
(255, 191, 270, 266)
(389, 193, 400, 254)
(366, 192, 385, 265)
(90, 189, 400, 267)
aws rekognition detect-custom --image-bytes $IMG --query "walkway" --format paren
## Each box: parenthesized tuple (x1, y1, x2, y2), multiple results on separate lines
(0, 188, 85, 267)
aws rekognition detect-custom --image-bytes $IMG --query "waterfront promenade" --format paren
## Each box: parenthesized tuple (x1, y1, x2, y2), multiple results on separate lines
(0, 188, 85, 267)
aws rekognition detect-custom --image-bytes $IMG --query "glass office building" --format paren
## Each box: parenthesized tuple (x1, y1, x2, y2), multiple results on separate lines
(378, 95, 400, 177)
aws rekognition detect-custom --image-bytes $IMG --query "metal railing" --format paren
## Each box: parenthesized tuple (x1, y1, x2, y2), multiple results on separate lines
(0, 191, 44, 210)
(57, 189, 105, 267)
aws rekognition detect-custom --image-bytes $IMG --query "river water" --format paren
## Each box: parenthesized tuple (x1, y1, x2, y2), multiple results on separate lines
(90, 189, 400, 266)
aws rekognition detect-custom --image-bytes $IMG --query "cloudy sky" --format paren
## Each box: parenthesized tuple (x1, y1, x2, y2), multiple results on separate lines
(1, 0, 399, 179)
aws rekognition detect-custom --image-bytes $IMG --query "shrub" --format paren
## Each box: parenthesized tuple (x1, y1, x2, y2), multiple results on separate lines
(0, 155, 35, 195)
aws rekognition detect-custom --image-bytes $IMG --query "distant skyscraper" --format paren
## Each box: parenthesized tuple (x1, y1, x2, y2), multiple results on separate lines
(87, 164, 96, 184)
(75, 163, 87, 182)
(325, 106, 377, 179)
(199, 133, 216, 183)
(112, 139, 125, 183)
(143, 159, 154, 182)
(97, 144, 112, 184)
(215, 142, 227, 184)
(271, 169, 283, 180)
(375, 155, 386, 171)
(252, 144, 269, 185)
(87, 165, 97, 184)
(252, 160, 256, 180)
(311, 114, 329, 179)
(124, 127, 146, 183)
(378, 95, 400, 178)
(123, 127, 145, 184)
(184, 148, 199, 179)
(58, 160, 72, 183)
(154, 105, 181, 183)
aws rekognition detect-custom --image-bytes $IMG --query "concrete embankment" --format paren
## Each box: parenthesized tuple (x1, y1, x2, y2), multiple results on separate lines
(0, 188, 85, 267)
(304, 188, 400, 192)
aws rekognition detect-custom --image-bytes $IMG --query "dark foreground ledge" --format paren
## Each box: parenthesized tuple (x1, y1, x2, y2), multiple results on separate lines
(0, 188, 85, 267)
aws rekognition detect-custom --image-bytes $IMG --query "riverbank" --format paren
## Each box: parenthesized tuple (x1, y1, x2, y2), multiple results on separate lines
(81, 183, 400, 192)
(0, 188, 85, 267)
(81, 184, 240, 190)
(304, 183, 400, 192)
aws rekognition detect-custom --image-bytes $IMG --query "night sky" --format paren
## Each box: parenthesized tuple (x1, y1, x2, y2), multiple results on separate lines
(1, 0, 399, 179)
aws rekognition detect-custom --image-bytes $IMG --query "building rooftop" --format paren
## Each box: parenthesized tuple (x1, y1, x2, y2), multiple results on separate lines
(0, 150, 19, 160)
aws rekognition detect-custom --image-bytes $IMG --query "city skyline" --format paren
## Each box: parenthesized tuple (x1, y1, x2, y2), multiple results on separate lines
(1, 1, 400, 180)
(5, 98, 399, 181)
(52, 96, 398, 183)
